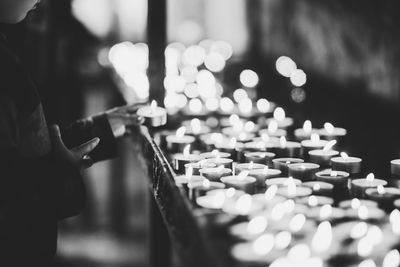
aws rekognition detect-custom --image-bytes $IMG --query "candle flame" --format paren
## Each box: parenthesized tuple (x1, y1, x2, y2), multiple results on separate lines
(340, 152, 350, 159)
(265, 185, 278, 200)
(274, 231, 292, 250)
(358, 205, 369, 220)
(263, 166, 269, 173)
(274, 107, 286, 121)
(271, 203, 285, 221)
(237, 171, 249, 181)
(185, 166, 193, 179)
(310, 133, 320, 144)
(203, 179, 211, 188)
(256, 98, 270, 113)
(191, 118, 201, 134)
(216, 165, 224, 173)
(229, 114, 240, 126)
(226, 188, 236, 198)
(261, 133, 270, 143)
(357, 237, 373, 257)
(311, 221, 332, 252)
(238, 98, 253, 114)
(303, 120, 312, 133)
(324, 122, 335, 135)
(238, 132, 247, 141)
(365, 225, 383, 245)
(351, 198, 361, 209)
(280, 136, 287, 148)
(176, 126, 186, 138)
(213, 192, 226, 208)
(268, 120, 278, 133)
(248, 161, 254, 170)
(287, 178, 297, 197)
(283, 199, 295, 213)
(330, 171, 338, 177)
(323, 140, 337, 151)
(313, 184, 321, 191)
(288, 244, 311, 262)
(252, 233, 274, 256)
(350, 221, 368, 239)
(366, 173, 375, 182)
(244, 121, 255, 132)
(383, 250, 400, 267)
(233, 120, 244, 132)
(289, 214, 306, 232)
(319, 204, 332, 220)
(150, 100, 158, 110)
(211, 149, 220, 156)
(247, 216, 268, 235)
(390, 209, 400, 224)
(229, 137, 237, 148)
(183, 145, 191, 158)
(308, 195, 318, 207)
(234, 194, 252, 215)
(377, 185, 385, 195)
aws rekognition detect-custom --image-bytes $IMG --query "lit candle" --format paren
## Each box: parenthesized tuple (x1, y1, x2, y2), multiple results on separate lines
(351, 173, 388, 198)
(294, 120, 317, 141)
(247, 167, 282, 187)
(205, 155, 234, 169)
(184, 161, 216, 175)
(166, 126, 196, 153)
(223, 194, 263, 216)
(265, 177, 302, 188)
(302, 181, 334, 197)
(308, 140, 339, 167)
(265, 107, 294, 129)
(229, 215, 269, 240)
(199, 166, 232, 181)
(188, 179, 226, 201)
(196, 191, 227, 210)
(235, 162, 267, 174)
(244, 151, 276, 166)
(288, 163, 320, 181)
(220, 171, 257, 194)
(276, 178, 312, 198)
(338, 198, 378, 209)
(319, 122, 347, 141)
(173, 144, 203, 173)
(297, 195, 334, 207)
(331, 152, 362, 176)
(365, 186, 400, 211)
(136, 100, 167, 127)
(270, 136, 302, 158)
(300, 133, 328, 159)
(200, 149, 231, 159)
(259, 121, 287, 138)
(315, 169, 350, 200)
(272, 158, 304, 176)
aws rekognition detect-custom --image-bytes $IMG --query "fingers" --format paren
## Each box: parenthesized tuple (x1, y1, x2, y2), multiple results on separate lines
(48, 124, 67, 151)
(81, 155, 94, 169)
(72, 137, 100, 159)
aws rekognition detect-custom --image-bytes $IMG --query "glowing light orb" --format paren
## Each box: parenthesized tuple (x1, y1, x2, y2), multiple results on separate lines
(240, 69, 259, 87)
(276, 56, 297, 77)
(290, 69, 307, 87)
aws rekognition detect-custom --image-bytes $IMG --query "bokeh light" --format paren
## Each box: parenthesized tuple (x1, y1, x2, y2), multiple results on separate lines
(240, 69, 259, 87)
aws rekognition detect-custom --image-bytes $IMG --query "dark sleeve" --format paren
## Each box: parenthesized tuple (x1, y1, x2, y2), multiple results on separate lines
(60, 114, 118, 162)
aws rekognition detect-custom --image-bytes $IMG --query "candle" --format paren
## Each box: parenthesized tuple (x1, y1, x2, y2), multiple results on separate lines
(294, 120, 317, 141)
(345, 205, 385, 221)
(222, 194, 264, 216)
(174, 174, 204, 193)
(270, 136, 302, 158)
(265, 177, 302, 187)
(315, 170, 350, 200)
(301, 133, 328, 159)
(188, 179, 226, 201)
(288, 163, 320, 181)
(265, 107, 294, 129)
(331, 152, 362, 176)
(365, 186, 400, 211)
(338, 198, 378, 209)
(166, 126, 196, 153)
(308, 140, 339, 167)
(391, 159, 400, 177)
(136, 100, 167, 127)
(235, 162, 267, 174)
(173, 145, 203, 173)
(244, 151, 276, 166)
(319, 122, 347, 141)
(259, 121, 287, 138)
(276, 179, 312, 198)
(200, 150, 231, 159)
(196, 191, 227, 210)
(302, 181, 334, 196)
(351, 173, 388, 198)
(307, 205, 345, 222)
(247, 167, 282, 187)
(220, 171, 257, 194)
(297, 195, 334, 207)
(199, 166, 232, 181)
(272, 158, 304, 176)
(184, 161, 216, 175)
(205, 156, 234, 169)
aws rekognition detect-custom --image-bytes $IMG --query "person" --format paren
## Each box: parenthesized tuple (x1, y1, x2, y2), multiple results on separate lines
(0, 0, 144, 266)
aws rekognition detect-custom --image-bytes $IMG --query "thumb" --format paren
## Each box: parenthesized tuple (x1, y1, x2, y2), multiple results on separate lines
(72, 137, 100, 159)
(49, 124, 67, 151)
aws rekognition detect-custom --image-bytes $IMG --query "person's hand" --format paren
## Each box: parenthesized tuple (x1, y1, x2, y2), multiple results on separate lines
(49, 125, 100, 170)
(105, 103, 145, 138)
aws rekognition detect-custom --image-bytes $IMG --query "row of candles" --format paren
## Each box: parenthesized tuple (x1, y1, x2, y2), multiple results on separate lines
(137, 97, 400, 267)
